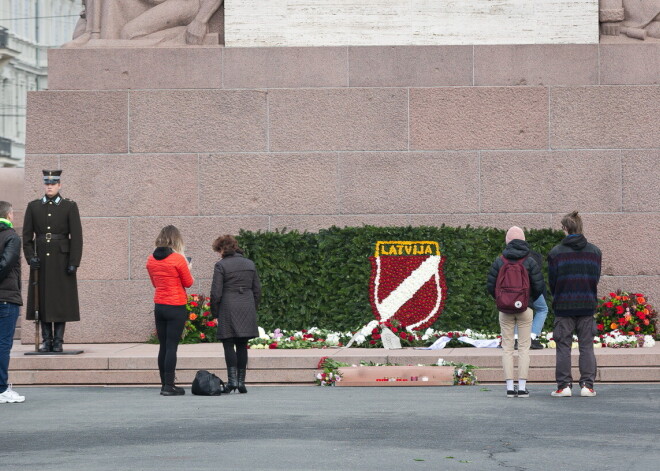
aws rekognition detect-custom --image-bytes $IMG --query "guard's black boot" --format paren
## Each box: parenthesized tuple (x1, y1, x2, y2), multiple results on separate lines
(226, 367, 238, 393)
(52, 322, 66, 353)
(237, 369, 247, 394)
(39, 322, 53, 352)
(161, 373, 184, 396)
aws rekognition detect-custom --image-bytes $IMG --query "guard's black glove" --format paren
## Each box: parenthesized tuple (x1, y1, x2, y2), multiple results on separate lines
(29, 257, 40, 270)
(66, 265, 77, 275)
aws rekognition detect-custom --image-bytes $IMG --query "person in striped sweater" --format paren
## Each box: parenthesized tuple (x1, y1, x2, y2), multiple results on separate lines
(547, 211, 602, 398)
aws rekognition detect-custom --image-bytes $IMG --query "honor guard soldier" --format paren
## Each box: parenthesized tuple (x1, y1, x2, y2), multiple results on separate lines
(23, 170, 83, 353)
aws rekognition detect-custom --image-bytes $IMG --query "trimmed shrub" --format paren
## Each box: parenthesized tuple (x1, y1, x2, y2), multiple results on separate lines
(238, 225, 563, 333)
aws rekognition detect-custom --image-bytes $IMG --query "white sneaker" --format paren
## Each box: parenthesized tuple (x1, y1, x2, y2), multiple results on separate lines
(551, 386, 572, 397)
(0, 385, 25, 403)
(580, 386, 597, 397)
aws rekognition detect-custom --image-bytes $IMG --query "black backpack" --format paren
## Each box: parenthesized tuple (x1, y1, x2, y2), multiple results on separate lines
(191, 370, 226, 396)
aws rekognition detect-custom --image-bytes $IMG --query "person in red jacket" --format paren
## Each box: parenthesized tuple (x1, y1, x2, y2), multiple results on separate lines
(146, 225, 194, 396)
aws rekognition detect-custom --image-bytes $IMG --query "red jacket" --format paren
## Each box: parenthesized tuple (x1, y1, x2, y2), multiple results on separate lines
(146, 248, 194, 305)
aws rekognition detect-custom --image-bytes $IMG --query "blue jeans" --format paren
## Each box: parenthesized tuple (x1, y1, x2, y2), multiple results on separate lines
(514, 294, 549, 337)
(0, 302, 20, 393)
(530, 294, 549, 336)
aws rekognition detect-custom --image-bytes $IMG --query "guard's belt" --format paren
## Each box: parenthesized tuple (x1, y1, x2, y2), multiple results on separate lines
(36, 233, 68, 241)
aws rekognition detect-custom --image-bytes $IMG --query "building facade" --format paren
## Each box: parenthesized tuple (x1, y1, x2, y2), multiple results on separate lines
(0, 0, 79, 167)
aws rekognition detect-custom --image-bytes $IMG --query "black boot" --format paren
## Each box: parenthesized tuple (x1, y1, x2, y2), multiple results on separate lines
(226, 367, 238, 393)
(161, 373, 185, 396)
(39, 323, 53, 352)
(237, 369, 247, 394)
(52, 322, 66, 353)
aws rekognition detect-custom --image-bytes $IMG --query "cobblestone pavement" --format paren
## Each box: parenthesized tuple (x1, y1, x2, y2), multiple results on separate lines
(2, 384, 659, 470)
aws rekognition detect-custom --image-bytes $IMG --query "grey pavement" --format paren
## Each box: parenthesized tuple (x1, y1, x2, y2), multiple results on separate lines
(2, 384, 659, 471)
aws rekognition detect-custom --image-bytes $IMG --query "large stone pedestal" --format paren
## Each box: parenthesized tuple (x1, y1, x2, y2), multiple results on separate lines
(24, 43, 660, 343)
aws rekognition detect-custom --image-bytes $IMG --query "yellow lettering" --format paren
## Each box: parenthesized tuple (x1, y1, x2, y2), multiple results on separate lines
(375, 240, 441, 257)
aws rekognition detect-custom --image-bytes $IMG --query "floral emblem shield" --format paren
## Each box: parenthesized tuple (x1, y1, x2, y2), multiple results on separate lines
(369, 241, 446, 330)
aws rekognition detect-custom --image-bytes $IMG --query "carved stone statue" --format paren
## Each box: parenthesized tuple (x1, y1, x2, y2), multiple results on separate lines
(600, 0, 660, 39)
(65, 0, 224, 47)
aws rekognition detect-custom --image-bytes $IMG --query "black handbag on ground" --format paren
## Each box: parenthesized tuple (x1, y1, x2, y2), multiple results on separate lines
(191, 370, 226, 396)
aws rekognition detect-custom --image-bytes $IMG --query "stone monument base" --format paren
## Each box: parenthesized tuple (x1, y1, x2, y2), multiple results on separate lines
(23, 43, 660, 343)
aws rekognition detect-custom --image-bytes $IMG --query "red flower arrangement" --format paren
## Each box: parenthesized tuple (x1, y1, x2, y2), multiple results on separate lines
(595, 290, 657, 337)
(369, 250, 447, 331)
(182, 294, 217, 343)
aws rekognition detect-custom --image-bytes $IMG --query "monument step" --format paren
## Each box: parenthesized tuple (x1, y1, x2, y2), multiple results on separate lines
(9, 343, 660, 386)
(474, 366, 660, 383)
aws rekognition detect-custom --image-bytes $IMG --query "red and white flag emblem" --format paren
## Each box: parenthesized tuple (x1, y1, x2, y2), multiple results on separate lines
(369, 241, 446, 330)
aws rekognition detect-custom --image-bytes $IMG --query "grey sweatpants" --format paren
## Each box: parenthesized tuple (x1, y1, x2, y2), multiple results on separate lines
(553, 315, 598, 388)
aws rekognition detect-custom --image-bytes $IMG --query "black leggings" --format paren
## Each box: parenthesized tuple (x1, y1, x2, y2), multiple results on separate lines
(222, 338, 249, 369)
(154, 304, 187, 382)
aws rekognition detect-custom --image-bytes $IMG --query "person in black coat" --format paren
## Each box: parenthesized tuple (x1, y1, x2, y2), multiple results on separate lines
(23, 170, 83, 353)
(210, 235, 261, 393)
(487, 226, 545, 398)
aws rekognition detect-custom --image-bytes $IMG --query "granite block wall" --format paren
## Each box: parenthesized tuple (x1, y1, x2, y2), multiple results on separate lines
(22, 44, 660, 343)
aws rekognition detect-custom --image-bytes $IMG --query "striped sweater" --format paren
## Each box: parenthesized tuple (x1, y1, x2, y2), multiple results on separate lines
(547, 234, 602, 317)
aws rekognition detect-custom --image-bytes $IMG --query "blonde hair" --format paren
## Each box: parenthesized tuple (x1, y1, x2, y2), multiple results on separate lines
(561, 211, 583, 235)
(155, 225, 186, 255)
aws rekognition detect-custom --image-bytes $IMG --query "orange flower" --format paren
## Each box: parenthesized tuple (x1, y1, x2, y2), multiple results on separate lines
(189, 313, 197, 321)
(615, 296, 622, 301)
(643, 308, 649, 315)
(637, 297, 645, 303)
(634, 326, 641, 332)
(643, 319, 650, 326)
(622, 296, 630, 301)
(610, 322, 618, 330)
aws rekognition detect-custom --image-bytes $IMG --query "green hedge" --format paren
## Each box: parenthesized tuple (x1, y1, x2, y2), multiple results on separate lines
(237, 225, 564, 333)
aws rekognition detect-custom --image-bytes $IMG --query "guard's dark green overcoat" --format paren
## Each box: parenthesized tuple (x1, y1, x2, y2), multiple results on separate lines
(23, 195, 83, 322)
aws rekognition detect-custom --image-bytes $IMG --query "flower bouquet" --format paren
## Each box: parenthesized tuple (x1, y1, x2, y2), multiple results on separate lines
(248, 327, 353, 349)
(315, 357, 346, 385)
(595, 291, 657, 338)
(181, 294, 217, 343)
(348, 318, 500, 348)
(437, 359, 479, 386)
